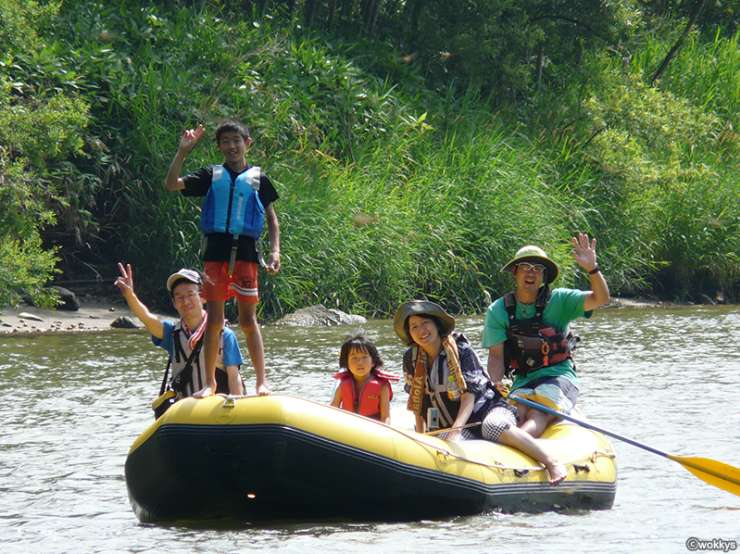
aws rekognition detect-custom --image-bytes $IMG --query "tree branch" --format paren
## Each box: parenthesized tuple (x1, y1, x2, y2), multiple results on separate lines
(650, 0, 707, 85)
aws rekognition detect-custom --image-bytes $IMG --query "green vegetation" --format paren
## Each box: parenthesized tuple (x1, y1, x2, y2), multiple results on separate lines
(1, 1, 737, 314)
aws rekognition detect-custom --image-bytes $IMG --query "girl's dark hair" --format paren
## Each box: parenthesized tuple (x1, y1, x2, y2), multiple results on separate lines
(403, 314, 446, 344)
(339, 334, 383, 371)
(215, 120, 251, 143)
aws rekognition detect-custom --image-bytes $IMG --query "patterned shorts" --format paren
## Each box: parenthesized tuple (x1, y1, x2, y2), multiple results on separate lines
(436, 427, 481, 441)
(509, 375, 579, 414)
(480, 401, 519, 443)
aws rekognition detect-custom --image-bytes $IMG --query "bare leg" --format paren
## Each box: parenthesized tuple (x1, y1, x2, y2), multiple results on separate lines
(194, 301, 225, 397)
(499, 426, 567, 485)
(520, 410, 555, 437)
(516, 404, 529, 425)
(238, 301, 270, 395)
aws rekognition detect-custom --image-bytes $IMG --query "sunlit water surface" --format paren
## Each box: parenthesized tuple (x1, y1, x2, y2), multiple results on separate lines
(1, 305, 738, 553)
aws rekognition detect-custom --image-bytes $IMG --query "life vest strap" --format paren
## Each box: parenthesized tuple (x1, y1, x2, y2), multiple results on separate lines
(503, 289, 578, 376)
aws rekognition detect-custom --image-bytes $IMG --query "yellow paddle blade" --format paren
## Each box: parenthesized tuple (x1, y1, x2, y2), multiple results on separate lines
(669, 455, 740, 497)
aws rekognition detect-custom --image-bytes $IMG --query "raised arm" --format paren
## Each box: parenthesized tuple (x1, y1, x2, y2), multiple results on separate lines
(164, 125, 205, 192)
(114, 262, 164, 339)
(572, 232, 610, 312)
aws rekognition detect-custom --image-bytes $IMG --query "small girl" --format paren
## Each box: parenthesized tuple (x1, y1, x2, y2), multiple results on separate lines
(331, 335, 399, 424)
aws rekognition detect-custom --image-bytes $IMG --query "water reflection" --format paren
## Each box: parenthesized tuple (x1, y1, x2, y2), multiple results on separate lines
(0, 306, 738, 553)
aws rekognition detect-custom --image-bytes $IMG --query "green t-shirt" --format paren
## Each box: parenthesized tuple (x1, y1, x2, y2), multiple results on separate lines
(482, 288, 590, 388)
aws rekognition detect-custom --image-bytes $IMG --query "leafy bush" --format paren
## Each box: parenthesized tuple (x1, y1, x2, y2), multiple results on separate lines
(0, 0, 736, 311)
(529, 34, 739, 299)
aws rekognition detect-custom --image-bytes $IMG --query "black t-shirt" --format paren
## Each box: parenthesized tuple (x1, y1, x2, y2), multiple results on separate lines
(182, 165, 279, 262)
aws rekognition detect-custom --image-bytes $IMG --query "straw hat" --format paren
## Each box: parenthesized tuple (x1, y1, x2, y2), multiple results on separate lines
(393, 300, 455, 346)
(501, 245, 559, 284)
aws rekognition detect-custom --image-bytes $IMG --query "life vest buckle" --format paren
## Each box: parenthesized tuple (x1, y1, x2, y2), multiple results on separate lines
(228, 240, 238, 276)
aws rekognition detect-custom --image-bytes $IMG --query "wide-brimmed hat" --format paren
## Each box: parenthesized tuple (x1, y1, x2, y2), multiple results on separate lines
(393, 300, 455, 346)
(501, 245, 559, 284)
(165, 268, 202, 292)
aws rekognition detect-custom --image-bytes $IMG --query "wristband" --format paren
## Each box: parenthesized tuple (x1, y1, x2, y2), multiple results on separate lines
(588, 265, 601, 275)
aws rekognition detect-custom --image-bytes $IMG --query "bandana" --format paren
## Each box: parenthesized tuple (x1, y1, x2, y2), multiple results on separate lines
(181, 310, 207, 351)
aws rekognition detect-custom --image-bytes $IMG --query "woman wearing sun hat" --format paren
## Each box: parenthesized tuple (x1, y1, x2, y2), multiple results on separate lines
(394, 300, 504, 442)
(482, 232, 610, 441)
(394, 299, 569, 484)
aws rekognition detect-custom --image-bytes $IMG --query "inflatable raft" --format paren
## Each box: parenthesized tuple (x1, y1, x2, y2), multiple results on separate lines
(125, 395, 616, 521)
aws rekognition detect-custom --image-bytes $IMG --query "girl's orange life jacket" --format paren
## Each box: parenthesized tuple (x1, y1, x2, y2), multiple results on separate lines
(334, 369, 399, 420)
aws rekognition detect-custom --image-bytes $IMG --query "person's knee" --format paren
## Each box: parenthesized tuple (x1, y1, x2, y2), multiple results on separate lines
(481, 407, 517, 443)
(239, 311, 259, 332)
(520, 412, 555, 438)
(482, 420, 510, 443)
(531, 411, 554, 427)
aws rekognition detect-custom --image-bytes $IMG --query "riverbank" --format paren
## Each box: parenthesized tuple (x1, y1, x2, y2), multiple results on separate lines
(0, 296, 724, 336)
(0, 297, 162, 336)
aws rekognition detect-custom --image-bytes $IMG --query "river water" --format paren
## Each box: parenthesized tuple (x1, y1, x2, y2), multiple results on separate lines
(1, 305, 738, 553)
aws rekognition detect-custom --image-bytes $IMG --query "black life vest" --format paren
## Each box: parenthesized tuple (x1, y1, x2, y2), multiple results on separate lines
(169, 327, 232, 397)
(503, 290, 579, 377)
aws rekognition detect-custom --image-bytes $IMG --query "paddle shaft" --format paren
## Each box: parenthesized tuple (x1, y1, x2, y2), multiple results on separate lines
(513, 396, 671, 459)
(424, 421, 482, 436)
(514, 395, 740, 495)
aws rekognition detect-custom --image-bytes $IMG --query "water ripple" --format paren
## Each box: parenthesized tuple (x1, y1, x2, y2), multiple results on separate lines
(1, 306, 738, 553)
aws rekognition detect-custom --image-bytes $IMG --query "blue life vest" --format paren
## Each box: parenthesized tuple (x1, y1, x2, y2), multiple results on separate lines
(200, 165, 265, 238)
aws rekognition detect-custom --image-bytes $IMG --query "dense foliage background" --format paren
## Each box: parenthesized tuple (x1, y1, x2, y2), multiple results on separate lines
(1, 0, 737, 315)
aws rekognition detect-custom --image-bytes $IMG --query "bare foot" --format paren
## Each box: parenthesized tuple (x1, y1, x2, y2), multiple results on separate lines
(192, 386, 213, 399)
(546, 462, 568, 485)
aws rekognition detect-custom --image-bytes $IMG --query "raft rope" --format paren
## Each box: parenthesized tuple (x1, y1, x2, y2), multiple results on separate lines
(216, 395, 612, 476)
(385, 421, 555, 474)
(395, 423, 616, 474)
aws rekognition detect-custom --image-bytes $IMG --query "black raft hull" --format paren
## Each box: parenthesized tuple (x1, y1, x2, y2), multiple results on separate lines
(125, 395, 616, 521)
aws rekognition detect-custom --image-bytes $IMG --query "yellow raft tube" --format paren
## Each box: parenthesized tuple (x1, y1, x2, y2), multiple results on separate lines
(125, 395, 616, 521)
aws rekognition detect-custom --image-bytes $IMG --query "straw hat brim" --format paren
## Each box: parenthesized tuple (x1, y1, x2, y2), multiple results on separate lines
(501, 255, 559, 284)
(393, 300, 455, 346)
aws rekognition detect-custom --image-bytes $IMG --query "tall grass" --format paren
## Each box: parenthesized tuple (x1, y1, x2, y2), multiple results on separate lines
(4, 1, 735, 311)
(520, 24, 739, 301)
(74, 6, 591, 314)
(631, 28, 740, 127)
(266, 110, 580, 317)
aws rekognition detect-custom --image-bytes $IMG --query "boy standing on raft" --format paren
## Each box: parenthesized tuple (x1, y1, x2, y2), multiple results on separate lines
(482, 233, 610, 438)
(164, 121, 280, 397)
